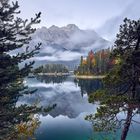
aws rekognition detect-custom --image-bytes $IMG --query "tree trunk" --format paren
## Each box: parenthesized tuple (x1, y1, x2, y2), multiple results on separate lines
(121, 107, 133, 140)
(132, 63, 136, 99)
(132, 80, 136, 99)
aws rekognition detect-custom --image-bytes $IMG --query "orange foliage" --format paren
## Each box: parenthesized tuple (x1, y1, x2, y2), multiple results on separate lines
(92, 59, 96, 66)
(89, 50, 94, 60)
(82, 59, 87, 65)
(16, 116, 40, 140)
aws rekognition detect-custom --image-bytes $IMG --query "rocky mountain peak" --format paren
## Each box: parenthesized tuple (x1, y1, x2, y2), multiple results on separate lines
(49, 25, 59, 30)
(65, 24, 79, 30)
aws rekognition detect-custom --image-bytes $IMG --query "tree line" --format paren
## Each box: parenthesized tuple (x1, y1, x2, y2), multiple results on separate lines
(33, 64, 69, 74)
(75, 48, 118, 75)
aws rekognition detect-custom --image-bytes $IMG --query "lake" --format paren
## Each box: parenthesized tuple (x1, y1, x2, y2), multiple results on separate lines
(17, 75, 140, 140)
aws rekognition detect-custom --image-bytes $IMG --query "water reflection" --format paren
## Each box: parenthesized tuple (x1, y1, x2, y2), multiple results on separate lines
(18, 76, 101, 118)
(16, 75, 100, 140)
(36, 114, 94, 140)
(36, 75, 68, 84)
(17, 75, 140, 140)
(74, 78, 103, 96)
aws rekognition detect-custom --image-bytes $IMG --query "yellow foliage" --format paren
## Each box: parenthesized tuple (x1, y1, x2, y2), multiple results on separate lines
(92, 59, 96, 66)
(115, 58, 121, 64)
(82, 59, 87, 65)
(16, 115, 40, 140)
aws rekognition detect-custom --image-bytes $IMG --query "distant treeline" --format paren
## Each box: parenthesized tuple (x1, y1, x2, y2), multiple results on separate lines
(75, 48, 118, 75)
(33, 64, 69, 74)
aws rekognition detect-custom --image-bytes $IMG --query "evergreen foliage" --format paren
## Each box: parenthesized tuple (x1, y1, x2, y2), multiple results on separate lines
(0, 0, 42, 139)
(86, 18, 140, 140)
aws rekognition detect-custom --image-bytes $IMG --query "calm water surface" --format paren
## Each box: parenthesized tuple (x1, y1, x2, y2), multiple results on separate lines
(18, 75, 140, 140)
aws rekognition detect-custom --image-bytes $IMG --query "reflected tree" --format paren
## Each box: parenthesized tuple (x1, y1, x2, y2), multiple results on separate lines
(74, 78, 103, 96)
(36, 75, 68, 84)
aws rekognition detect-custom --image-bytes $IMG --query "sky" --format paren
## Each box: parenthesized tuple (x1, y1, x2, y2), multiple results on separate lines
(18, 0, 140, 41)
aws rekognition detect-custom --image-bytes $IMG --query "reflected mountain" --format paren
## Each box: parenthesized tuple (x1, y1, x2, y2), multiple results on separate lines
(16, 75, 140, 140)
(17, 76, 102, 118)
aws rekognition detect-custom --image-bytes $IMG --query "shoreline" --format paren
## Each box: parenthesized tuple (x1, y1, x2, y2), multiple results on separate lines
(35, 73, 70, 76)
(75, 75, 106, 79)
(32, 73, 106, 79)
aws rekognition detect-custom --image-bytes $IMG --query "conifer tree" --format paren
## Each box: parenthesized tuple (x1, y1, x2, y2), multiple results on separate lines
(0, 0, 42, 139)
(110, 18, 140, 140)
(112, 18, 140, 99)
(86, 18, 140, 140)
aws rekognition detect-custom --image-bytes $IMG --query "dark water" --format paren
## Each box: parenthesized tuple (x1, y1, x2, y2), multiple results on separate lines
(17, 75, 140, 140)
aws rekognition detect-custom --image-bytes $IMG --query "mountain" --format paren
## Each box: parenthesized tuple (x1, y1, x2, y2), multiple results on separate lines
(29, 24, 111, 69)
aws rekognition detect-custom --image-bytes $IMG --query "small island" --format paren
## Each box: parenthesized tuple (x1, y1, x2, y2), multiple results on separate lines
(74, 49, 117, 79)
(33, 64, 69, 76)
(75, 75, 105, 79)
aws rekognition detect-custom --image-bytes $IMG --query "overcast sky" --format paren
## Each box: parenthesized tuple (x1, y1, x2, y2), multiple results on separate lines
(18, 0, 140, 41)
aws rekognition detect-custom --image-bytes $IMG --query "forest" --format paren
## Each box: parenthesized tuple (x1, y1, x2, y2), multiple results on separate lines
(75, 48, 118, 75)
(33, 64, 69, 74)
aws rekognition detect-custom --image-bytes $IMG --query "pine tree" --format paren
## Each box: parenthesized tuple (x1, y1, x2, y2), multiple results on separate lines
(86, 18, 140, 140)
(112, 18, 140, 99)
(110, 18, 140, 140)
(0, 0, 42, 139)
(80, 56, 83, 66)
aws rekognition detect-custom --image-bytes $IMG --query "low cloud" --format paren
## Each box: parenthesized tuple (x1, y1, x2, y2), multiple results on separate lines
(96, 0, 140, 41)
(33, 51, 83, 61)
